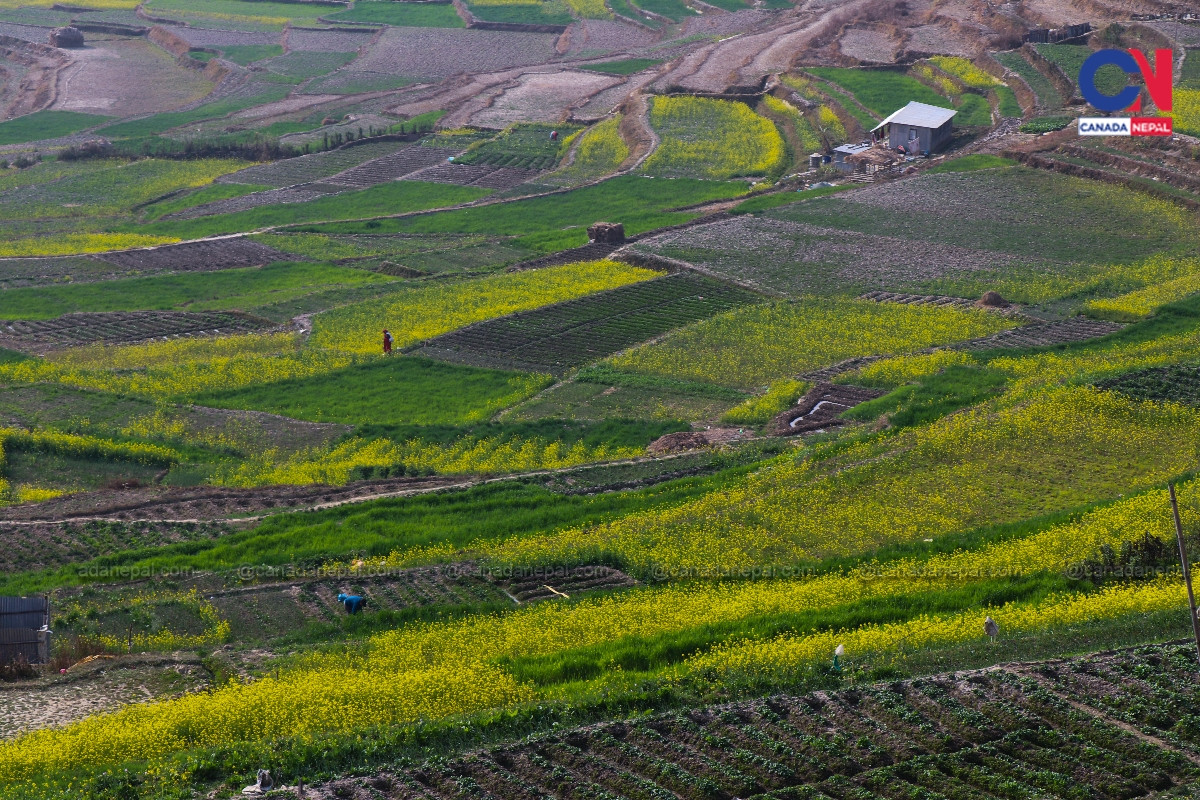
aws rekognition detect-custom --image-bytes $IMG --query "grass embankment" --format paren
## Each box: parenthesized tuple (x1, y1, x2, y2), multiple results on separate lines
(577, 58, 662, 75)
(196, 356, 551, 425)
(138, 181, 492, 238)
(805, 67, 950, 118)
(95, 87, 293, 139)
(329, 0, 464, 25)
(0, 262, 389, 319)
(0, 111, 110, 145)
(0, 471, 746, 593)
(300, 175, 748, 251)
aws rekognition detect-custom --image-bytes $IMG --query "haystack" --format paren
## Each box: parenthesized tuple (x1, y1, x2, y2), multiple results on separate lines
(976, 291, 1010, 309)
(49, 26, 84, 48)
(587, 222, 625, 244)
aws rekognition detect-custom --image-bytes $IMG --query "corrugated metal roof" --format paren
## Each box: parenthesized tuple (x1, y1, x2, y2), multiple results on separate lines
(834, 142, 872, 155)
(871, 101, 957, 131)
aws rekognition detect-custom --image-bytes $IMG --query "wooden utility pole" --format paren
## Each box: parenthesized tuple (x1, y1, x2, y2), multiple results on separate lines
(1167, 483, 1200, 669)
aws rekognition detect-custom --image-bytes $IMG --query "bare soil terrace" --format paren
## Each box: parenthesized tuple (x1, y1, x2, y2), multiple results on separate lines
(0, 310, 271, 352)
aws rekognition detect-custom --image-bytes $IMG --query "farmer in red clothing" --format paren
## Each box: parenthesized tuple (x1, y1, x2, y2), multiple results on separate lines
(382, 328, 393, 355)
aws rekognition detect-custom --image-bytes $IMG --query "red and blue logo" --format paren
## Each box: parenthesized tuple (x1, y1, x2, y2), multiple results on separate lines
(1078, 48, 1173, 136)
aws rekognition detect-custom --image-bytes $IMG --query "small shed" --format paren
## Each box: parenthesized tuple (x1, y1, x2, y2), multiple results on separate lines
(0, 595, 50, 665)
(832, 142, 871, 172)
(871, 101, 957, 154)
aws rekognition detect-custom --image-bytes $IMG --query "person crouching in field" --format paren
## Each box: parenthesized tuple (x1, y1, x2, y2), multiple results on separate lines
(337, 593, 366, 614)
(382, 328, 393, 355)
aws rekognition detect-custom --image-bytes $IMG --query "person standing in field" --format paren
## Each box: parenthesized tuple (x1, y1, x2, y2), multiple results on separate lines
(382, 328, 393, 355)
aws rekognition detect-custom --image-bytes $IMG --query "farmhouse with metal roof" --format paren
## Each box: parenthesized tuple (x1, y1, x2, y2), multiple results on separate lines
(872, 101, 957, 154)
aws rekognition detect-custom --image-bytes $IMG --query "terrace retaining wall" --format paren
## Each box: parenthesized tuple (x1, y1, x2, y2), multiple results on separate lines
(981, 51, 1036, 118)
(1007, 150, 1200, 211)
(1020, 42, 1080, 104)
(450, 0, 568, 33)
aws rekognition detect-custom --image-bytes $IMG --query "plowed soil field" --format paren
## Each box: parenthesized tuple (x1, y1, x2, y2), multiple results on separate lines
(414, 273, 762, 374)
(306, 643, 1200, 800)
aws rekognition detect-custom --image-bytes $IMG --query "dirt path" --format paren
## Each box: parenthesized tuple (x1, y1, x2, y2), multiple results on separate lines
(617, 90, 659, 170)
(0, 655, 207, 740)
(0, 447, 736, 526)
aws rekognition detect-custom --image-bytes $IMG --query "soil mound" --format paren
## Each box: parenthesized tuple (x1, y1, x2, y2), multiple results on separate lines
(647, 431, 710, 455)
(976, 290, 1010, 309)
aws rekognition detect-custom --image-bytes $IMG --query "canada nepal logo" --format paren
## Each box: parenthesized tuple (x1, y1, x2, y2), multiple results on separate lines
(1078, 48, 1173, 137)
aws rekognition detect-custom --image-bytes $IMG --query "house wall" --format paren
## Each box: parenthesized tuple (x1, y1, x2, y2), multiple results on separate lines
(888, 122, 952, 153)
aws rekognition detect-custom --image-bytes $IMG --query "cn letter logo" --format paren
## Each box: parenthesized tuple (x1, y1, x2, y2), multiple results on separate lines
(1079, 48, 1173, 113)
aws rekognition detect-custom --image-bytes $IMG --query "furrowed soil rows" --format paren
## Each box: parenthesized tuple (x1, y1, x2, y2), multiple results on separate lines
(0, 256, 127, 289)
(0, 475, 462, 524)
(93, 238, 288, 273)
(953, 317, 1124, 351)
(162, 186, 336, 220)
(154, 26, 280, 47)
(860, 291, 1026, 317)
(351, 27, 560, 80)
(0, 521, 229, 574)
(285, 27, 374, 52)
(566, 19, 656, 55)
(506, 242, 623, 271)
(207, 564, 638, 639)
(326, 145, 460, 188)
(1097, 363, 1200, 406)
(307, 643, 1200, 800)
(407, 162, 543, 189)
(469, 72, 621, 130)
(217, 141, 410, 188)
(413, 273, 762, 374)
(501, 565, 636, 602)
(633, 215, 1021, 296)
(0, 311, 271, 351)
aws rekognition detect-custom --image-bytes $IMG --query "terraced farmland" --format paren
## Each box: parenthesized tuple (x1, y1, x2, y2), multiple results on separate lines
(408, 162, 545, 189)
(632, 214, 1026, 297)
(413, 273, 762, 374)
(9, 15, 1200, 800)
(308, 643, 1200, 800)
(202, 563, 639, 640)
(0, 311, 270, 352)
(92, 238, 287, 274)
(455, 124, 580, 171)
(218, 142, 416, 188)
(994, 50, 1064, 112)
(952, 317, 1124, 352)
(325, 146, 460, 189)
(1097, 362, 1200, 406)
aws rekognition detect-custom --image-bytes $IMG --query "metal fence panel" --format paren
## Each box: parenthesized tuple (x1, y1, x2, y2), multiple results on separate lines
(0, 628, 43, 664)
(0, 596, 48, 630)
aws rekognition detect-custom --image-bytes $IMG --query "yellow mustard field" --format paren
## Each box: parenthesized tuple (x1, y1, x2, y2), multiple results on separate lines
(643, 96, 787, 179)
(0, 234, 180, 258)
(0, 557, 1187, 783)
(482, 387, 1200, 572)
(608, 298, 1016, 389)
(310, 261, 660, 354)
